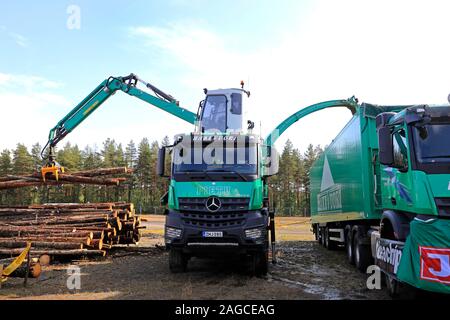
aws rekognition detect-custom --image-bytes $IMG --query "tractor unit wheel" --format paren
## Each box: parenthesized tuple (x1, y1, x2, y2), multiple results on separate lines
(353, 228, 372, 272)
(253, 250, 269, 277)
(169, 249, 188, 273)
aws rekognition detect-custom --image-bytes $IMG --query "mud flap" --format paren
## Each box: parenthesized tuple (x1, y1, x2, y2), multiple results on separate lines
(269, 210, 277, 264)
(396, 218, 450, 294)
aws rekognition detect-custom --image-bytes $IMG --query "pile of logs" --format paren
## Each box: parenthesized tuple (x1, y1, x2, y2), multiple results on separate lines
(0, 202, 144, 261)
(0, 167, 133, 190)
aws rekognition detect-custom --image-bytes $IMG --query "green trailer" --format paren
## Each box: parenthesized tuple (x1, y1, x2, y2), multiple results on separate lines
(310, 102, 450, 296)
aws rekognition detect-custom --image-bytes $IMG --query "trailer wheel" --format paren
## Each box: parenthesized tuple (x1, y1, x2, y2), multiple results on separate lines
(169, 249, 187, 273)
(320, 228, 327, 247)
(346, 229, 354, 265)
(353, 229, 372, 272)
(325, 227, 338, 250)
(324, 228, 329, 248)
(318, 227, 323, 246)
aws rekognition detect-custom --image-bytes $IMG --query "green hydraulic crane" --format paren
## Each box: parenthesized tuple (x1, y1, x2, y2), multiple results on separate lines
(264, 96, 359, 147)
(41, 73, 197, 179)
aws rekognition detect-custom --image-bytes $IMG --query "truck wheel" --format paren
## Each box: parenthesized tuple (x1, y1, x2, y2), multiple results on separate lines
(251, 250, 269, 276)
(353, 229, 372, 272)
(384, 271, 417, 299)
(318, 227, 323, 245)
(385, 273, 400, 298)
(324, 228, 329, 248)
(346, 229, 354, 265)
(320, 228, 327, 247)
(169, 249, 187, 273)
(325, 227, 338, 250)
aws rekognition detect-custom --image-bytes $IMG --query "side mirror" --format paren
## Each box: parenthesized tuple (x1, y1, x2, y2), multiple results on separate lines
(378, 127, 394, 165)
(264, 146, 279, 177)
(157, 147, 166, 177)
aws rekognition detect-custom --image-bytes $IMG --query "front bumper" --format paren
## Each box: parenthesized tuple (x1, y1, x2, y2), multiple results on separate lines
(164, 210, 269, 256)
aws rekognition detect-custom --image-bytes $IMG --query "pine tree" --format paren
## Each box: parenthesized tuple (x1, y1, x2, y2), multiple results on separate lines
(135, 138, 152, 212)
(0, 149, 12, 204)
(12, 144, 33, 175)
(102, 138, 117, 168)
(125, 140, 138, 169)
(31, 143, 43, 171)
(0, 149, 12, 176)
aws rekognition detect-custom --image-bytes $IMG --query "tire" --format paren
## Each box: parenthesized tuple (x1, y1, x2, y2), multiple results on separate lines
(324, 228, 329, 248)
(385, 273, 401, 298)
(318, 226, 323, 245)
(353, 228, 372, 272)
(254, 250, 269, 276)
(325, 227, 338, 250)
(169, 249, 187, 273)
(384, 273, 417, 299)
(321, 228, 327, 247)
(346, 229, 354, 265)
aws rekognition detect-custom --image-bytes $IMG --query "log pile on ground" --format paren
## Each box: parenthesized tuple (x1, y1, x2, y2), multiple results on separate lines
(0, 167, 133, 190)
(0, 202, 144, 261)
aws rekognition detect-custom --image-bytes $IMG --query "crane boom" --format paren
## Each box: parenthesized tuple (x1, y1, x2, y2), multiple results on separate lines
(264, 97, 359, 147)
(43, 73, 197, 165)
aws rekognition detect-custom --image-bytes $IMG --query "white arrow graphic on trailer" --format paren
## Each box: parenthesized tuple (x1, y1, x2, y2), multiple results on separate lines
(320, 155, 335, 192)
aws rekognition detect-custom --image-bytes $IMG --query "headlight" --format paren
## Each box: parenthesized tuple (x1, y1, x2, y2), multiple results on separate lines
(245, 228, 263, 239)
(165, 226, 182, 239)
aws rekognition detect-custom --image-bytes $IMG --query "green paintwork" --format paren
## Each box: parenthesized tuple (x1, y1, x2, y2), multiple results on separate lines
(47, 75, 196, 149)
(310, 108, 381, 223)
(264, 97, 358, 147)
(310, 102, 450, 222)
(397, 218, 450, 294)
(168, 179, 264, 211)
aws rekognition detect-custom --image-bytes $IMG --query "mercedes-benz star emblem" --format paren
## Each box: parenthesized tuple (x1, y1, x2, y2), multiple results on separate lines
(206, 197, 221, 212)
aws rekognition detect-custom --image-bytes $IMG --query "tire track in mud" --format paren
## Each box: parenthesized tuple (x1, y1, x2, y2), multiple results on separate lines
(266, 241, 390, 300)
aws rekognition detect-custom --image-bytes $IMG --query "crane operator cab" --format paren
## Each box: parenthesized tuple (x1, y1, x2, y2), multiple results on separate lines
(197, 81, 252, 134)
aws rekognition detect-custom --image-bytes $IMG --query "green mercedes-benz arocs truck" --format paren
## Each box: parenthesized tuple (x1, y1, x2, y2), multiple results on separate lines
(158, 86, 279, 275)
(158, 132, 278, 275)
(310, 102, 450, 296)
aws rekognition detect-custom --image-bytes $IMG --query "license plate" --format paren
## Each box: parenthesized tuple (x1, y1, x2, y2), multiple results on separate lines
(202, 231, 223, 238)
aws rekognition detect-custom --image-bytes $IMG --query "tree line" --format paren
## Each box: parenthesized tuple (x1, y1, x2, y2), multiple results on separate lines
(0, 138, 322, 216)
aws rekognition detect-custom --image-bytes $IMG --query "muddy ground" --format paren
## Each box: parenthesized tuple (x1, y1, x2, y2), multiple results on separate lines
(0, 216, 391, 300)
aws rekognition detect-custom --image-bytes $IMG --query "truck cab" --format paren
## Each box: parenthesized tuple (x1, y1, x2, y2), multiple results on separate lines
(376, 105, 450, 294)
(158, 132, 275, 274)
(377, 105, 450, 225)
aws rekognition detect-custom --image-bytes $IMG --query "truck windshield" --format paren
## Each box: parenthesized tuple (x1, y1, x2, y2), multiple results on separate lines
(413, 123, 450, 163)
(173, 145, 257, 175)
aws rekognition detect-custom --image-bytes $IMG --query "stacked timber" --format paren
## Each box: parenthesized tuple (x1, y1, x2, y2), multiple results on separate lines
(0, 167, 133, 190)
(0, 202, 144, 261)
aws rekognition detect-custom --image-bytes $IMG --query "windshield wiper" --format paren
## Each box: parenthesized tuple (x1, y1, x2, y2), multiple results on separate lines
(207, 169, 248, 182)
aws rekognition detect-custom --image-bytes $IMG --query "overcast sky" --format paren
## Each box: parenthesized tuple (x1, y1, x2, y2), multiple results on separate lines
(1, 0, 450, 154)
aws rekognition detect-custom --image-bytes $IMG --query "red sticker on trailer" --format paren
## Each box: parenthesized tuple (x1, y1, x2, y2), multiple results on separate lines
(419, 246, 450, 285)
